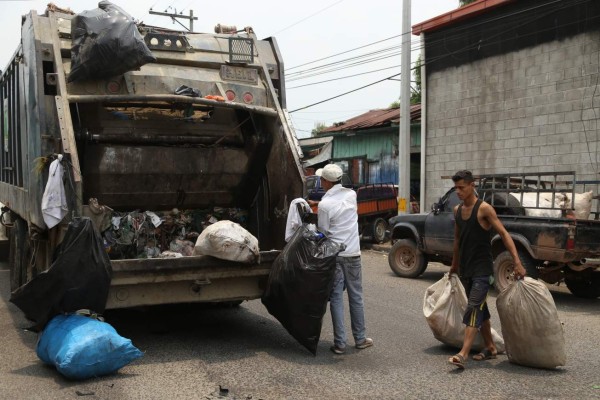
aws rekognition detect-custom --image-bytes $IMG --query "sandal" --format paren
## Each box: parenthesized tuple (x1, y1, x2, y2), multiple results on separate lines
(448, 354, 466, 369)
(472, 348, 497, 361)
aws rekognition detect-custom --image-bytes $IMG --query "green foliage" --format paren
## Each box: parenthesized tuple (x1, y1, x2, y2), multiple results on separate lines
(410, 54, 422, 105)
(459, 0, 477, 6)
(311, 122, 329, 136)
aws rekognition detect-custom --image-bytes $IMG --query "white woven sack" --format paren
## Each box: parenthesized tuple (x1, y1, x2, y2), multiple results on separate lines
(423, 273, 505, 352)
(193, 220, 260, 263)
(497, 277, 566, 369)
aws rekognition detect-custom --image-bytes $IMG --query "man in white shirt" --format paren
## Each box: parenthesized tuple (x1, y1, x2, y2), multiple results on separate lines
(311, 164, 373, 354)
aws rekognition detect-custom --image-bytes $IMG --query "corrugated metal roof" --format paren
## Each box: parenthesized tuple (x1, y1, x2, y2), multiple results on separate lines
(322, 104, 420, 133)
(412, 0, 515, 35)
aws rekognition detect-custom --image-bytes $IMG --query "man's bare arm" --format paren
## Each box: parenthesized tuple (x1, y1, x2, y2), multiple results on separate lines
(482, 203, 527, 278)
(449, 205, 460, 275)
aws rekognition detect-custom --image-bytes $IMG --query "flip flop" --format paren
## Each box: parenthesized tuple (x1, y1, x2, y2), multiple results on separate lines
(472, 348, 497, 361)
(448, 354, 466, 369)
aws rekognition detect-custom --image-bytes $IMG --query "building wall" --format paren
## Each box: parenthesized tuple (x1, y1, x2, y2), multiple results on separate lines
(425, 30, 600, 206)
(331, 125, 420, 185)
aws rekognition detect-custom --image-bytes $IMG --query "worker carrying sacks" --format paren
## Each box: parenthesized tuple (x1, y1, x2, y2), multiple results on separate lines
(68, 1, 156, 82)
(193, 220, 260, 263)
(423, 273, 505, 353)
(497, 277, 566, 369)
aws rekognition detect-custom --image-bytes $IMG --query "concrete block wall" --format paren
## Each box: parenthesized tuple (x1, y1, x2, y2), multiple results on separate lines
(424, 30, 600, 207)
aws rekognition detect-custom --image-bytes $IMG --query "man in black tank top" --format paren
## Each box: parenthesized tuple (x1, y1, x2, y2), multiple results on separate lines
(447, 170, 526, 369)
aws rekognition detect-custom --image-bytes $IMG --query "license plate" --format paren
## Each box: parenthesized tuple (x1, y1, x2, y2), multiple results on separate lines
(220, 65, 258, 84)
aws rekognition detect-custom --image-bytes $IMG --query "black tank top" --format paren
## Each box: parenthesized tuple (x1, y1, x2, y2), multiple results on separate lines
(455, 199, 493, 278)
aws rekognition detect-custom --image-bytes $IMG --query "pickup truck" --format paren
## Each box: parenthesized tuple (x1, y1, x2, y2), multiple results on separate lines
(387, 172, 600, 298)
(306, 175, 398, 243)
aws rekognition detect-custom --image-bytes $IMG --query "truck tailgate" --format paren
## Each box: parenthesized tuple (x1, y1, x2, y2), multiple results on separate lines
(106, 250, 279, 309)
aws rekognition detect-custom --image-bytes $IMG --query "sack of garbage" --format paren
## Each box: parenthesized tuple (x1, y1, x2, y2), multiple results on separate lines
(68, 1, 156, 82)
(37, 314, 143, 380)
(423, 273, 505, 352)
(10, 218, 112, 331)
(193, 220, 259, 263)
(262, 224, 345, 355)
(497, 277, 566, 369)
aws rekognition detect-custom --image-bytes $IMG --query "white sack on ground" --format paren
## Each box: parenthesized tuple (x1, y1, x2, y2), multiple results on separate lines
(285, 198, 310, 242)
(42, 155, 68, 229)
(496, 277, 566, 369)
(193, 220, 259, 263)
(423, 273, 505, 353)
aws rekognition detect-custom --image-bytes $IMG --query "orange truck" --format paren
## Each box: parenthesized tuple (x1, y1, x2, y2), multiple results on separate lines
(307, 177, 398, 243)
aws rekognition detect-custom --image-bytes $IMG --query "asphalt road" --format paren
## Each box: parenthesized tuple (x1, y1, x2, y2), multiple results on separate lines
(1, 252, 599, 400)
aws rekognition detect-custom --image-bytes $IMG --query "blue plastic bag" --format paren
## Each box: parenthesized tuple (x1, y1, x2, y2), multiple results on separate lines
(37, 314, 143, 380)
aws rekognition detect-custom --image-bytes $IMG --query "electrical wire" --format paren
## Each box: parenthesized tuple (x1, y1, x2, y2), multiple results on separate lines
(271, 0, 346, 36)
(288, 65, 400, 89)
(289, 0, 595, 114)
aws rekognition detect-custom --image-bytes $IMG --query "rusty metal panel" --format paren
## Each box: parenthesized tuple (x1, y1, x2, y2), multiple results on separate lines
(82, 144, 252, 209)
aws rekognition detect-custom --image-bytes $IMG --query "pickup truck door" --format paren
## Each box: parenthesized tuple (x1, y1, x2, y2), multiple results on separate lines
(423, 190, 461, 257)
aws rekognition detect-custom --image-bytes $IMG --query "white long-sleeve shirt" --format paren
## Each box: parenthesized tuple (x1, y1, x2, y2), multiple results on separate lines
(317, 184, 360, 257)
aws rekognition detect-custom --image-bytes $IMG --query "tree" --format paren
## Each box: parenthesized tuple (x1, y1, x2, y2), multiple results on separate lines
(459, 0, 477, 6)
(311, 122, 329, 137)
(390, 53, 422, 108)
(410, 54, 422, 105)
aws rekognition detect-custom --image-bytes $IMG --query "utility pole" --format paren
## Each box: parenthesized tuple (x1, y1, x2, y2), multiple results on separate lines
(149, 8, 198, 32)
(398, 0, 411, 214)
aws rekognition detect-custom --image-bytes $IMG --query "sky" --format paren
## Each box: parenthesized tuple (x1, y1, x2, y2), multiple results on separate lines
(0, 0, 458, 138)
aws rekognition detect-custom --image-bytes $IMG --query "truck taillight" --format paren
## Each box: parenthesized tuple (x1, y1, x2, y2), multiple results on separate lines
(243, 92, 253, 104)
(566, 225, 576, 250)
(225, 90, 236, 101)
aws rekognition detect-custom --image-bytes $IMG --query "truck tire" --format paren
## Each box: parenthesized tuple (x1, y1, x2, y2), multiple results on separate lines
(493, 250, 538, 292)
(388, 239, 427, 278)
(371, 218, 387, 244)
(564, 272, 600, 299)
(8, 217, 27, 292)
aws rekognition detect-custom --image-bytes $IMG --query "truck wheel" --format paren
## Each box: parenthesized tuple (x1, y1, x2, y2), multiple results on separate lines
(493, 250, 538, 292)
(8, 217, 27, 292)
(371, 218, 387, 244)
(388, 239, 427, 278)
(564, 272, 600, 299)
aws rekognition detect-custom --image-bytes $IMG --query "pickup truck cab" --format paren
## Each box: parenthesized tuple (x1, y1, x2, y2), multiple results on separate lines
(387, 172, 600, 298)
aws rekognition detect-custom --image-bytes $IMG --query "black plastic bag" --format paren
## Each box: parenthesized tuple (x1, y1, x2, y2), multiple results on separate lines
(261, 224, 344, 355)
(10, 218, 113, 331)
(68, 1, 156, 82)
(175, 85, 201, 97)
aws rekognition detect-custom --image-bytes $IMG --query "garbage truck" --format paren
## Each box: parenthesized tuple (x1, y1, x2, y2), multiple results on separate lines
(0, 4, 305, 309)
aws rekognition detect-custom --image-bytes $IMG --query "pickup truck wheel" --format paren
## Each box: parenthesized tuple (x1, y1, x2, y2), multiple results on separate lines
(493, 250, 538, 292)
(371, 218, 388, 244)
(564, 272, 600, 299)
(388, 239, 427, 278)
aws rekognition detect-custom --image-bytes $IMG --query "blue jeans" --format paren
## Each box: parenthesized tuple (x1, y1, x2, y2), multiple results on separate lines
(330, 256, 367, 348)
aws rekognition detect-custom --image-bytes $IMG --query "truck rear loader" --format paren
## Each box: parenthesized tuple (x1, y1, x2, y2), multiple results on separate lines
(0, 5, 304, 309)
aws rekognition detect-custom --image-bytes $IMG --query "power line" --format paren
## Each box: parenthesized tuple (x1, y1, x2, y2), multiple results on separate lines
(289, 73, 401, 113)
(288, 65, 400, 89)
(271, 0, 346, 36)
(287, 34, 403, 70)
(289, 0, 593, 114)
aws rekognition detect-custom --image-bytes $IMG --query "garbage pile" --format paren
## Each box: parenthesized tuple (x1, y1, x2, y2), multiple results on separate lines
(95, 205, 249, 260)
